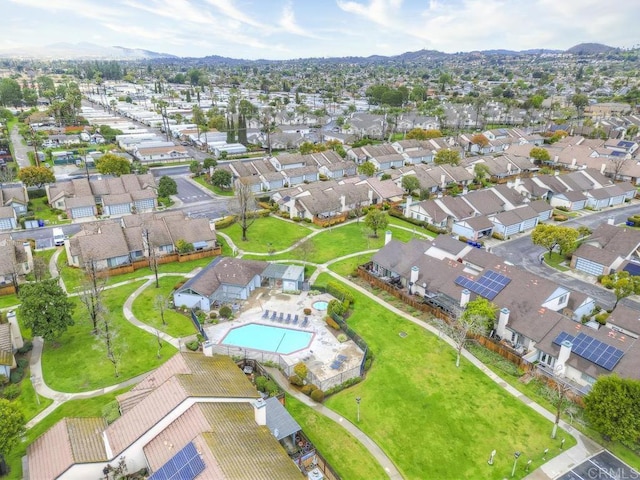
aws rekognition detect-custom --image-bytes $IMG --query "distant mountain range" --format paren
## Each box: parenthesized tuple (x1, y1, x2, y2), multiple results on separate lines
(0, 42, 177, 60)
(0, 41, 619, 62)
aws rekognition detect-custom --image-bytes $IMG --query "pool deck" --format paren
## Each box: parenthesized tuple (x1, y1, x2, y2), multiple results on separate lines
(204, 289, 365, 386)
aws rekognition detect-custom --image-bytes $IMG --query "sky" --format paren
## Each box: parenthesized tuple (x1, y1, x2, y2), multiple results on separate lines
(2, 0, 639, 59)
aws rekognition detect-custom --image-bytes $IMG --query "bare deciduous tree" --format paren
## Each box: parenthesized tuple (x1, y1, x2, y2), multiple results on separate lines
(94, 311, 122, 378)
(608, 157, 628, 181)
(232, 179, 257, 242)
(538, 373, 576, 438)
(79, 258, 107, 334)
(436, 313, 486, 368)
(154, 294, 168, 326)
(32, 256, 48, 282)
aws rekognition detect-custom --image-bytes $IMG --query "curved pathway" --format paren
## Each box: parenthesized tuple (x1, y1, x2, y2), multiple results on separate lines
(30, 223, 604, 478)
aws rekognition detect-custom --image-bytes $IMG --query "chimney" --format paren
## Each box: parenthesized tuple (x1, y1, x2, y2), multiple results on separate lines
(496, 307, 510, 338)
(339, 194, 346, 211)
(460, 289, 470, 308)
(202, 340, 214, 356)
(367, 188, 373, 204)
(600, 163, 606, 175)
(253, 398, 267, 426)
(507, 162, 512, 173)
(22, 242, 34, 272)
(607, 217, 614, 225)
(385, 230, 392, 245)
(555, 340, 573, 376)
(404, 195, 412, 217)
(440, 174, 447, 189)
(410, 266, 419, 285)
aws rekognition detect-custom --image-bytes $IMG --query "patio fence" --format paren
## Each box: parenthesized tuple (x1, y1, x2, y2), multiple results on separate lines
(330, 312, 369, 376)
(207, 344, 360, 392)
(189, 309, 209, 341)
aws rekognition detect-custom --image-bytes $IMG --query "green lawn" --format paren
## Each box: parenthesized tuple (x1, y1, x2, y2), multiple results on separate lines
(285, 395, 387, 479)
(28, 197, 70, 225)
(262, 221, 420, 264)
(313, 273, 574, 480)
(0, 293, 20, 310)
(387, 216, 438, 238)
(5, 387, 132, 480)
(192, 175, 234, 196)
(328, 254, 374, 277)
(131, 276, 197, 338)
(223, 216, 312, 253)
(58, 249, 214, 292)
(39, 281, 177, 392)
(13, 371, 55, 422)
(544, 252, 570, 272)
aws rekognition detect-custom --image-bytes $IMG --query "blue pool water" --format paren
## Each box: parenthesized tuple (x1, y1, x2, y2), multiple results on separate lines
(221, 324, 313, 354)
(313, 301, 328, 311)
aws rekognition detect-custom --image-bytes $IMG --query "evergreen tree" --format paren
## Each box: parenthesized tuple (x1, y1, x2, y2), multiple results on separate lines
(238, 114, 248, 145)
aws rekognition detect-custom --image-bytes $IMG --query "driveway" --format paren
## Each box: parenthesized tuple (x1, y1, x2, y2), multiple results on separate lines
(174, 176, 214, 204)
(10, 124, 31, 169)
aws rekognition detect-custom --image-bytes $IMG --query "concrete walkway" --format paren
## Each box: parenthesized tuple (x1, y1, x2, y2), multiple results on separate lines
(266, 367, 403, 480)
(28, 224, 607, 479)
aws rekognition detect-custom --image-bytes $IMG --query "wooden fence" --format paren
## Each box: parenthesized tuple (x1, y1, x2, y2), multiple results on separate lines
(0, 284, 16, 296)
(96, 247, 221, 278)
(312, 212, 348, 228)
(358, 265, 530, 369)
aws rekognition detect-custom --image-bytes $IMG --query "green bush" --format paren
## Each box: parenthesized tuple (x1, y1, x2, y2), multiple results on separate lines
(264, 380, 279, 396)
(10, 369, 24, 384)
(219, 305, 233, 318)
(16, 358, 28, 369)
(0, 375, 8, 386)
(185, 340, 199, 351)
(595, 312, 609, 325)
(325, 376, 362, 396)
(326, 316, 340, 330)
(310, 389, 325, 402)
(102, 401, 121, 424)
(337, 333, 348, 342)
(2, 384, 20, 400)
(293, 362, 308, 379)
(255, 375, 268, 391)
(326, 280, 354, 305)
(553, 214, 568, 222)
(214, 215, 236, 229)
(327, 299, 345, 317)
(289, 374, 304, 387)
(556, 206, 569, 212)
(301, 384, 314, 395)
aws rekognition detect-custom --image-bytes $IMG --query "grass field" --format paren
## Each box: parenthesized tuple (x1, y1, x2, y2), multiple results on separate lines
(5, 387, 132, 480)
(0, 293, 20, 310)
(314, 273, 574, 479)
(39, 281, 177, 392)
(223, 216, 312, 253)
(192, 175, 234, 196)
(131, 276, 197, 338)
(285, 395, 387, 479)
(544, 252, 570, 272)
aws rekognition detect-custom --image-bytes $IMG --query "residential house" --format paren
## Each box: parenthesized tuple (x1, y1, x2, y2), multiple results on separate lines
(0, 234, 33, 289)
(549, 190, 588, 211)
(133, 145, 191, 164)
(451, 215, 494, 241)
(27, 353, 304, 480)
(0, 184, 29, 217)
(66, 211, 216, 269)
(585, 184, 627, 210)
(404, 197, 450, 229)
(489, 205, 539, 238)
(46, 174, 157, 221)
(174, 257, 268, 310)
(570, 224, 640, 276)
(347, 113, 385, 139)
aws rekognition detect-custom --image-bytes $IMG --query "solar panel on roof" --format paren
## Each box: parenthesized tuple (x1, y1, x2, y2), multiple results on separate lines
(149, 442, 205, 480)
(623, 262, 640, 276)
(552, 331, 624, 371)
(454, 270, 511, 301)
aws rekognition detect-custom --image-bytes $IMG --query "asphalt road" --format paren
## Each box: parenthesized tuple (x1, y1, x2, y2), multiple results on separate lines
(491, 202, 640, 310)
(174, 177, 214, 204)
(10, 124, 31, 169)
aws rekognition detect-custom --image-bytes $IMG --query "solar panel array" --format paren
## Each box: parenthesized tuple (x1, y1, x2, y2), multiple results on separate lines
(455, 270, 511, 301)
(552, 332, 624, 371)
(149, 442, 206, 480)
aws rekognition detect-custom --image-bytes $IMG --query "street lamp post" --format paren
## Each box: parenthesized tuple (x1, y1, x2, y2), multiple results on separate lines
(355, 397, 361, 423)
(511, 451, 521, 478)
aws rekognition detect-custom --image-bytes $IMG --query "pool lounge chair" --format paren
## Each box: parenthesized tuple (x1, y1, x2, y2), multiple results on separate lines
(293, 314, 299, 324)
(337, 354, 347, 362)
(330, 360, 342, 370)
(271, 311, 277, 320)
(262, 309, 269, 319)
(279, 312, 284, 322)
(301, 316, 308, 327)
(286, 313, 292, 324)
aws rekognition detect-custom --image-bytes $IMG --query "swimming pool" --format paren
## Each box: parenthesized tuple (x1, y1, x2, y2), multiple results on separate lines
(313, 301, 328, 311)
(221, 323, 313, 354)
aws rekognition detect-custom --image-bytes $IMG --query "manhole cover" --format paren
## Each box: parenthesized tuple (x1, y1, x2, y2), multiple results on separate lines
(399, 331, 408, 338)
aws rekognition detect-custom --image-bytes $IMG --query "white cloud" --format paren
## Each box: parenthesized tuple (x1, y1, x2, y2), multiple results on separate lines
(278, 2, 321, 39)
(336, 0, 403, 27)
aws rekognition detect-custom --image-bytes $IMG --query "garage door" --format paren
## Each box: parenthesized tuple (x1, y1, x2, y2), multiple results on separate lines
(71, 206, 94, 218)
(0, 218, 13, 230)
(107, 203, 131, 215)
(575, 257, 604, 276)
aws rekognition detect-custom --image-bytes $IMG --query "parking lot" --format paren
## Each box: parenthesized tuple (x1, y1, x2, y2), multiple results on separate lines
(556, 451, 639, 480)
